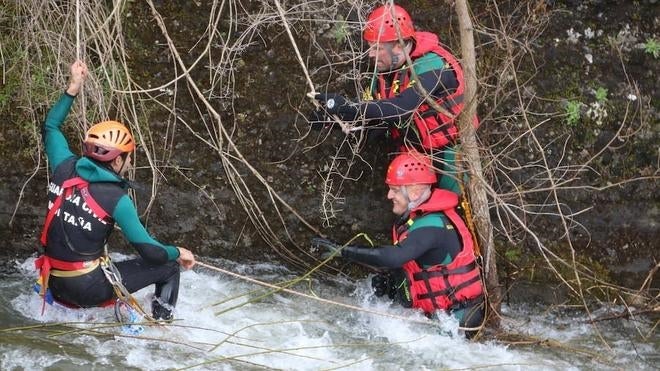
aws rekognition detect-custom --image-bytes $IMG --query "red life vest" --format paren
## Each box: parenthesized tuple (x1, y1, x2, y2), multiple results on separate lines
(392, 189, 483, 313)
(376, 31, 479, 150)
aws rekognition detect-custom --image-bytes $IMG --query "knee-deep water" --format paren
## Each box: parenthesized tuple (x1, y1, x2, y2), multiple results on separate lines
(1, 255, 657, 370)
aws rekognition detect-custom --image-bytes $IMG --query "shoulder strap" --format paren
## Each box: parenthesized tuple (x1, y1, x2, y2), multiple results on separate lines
(408, 212, 446, 231)
(39, 177, 112, 247)
(443, 207, 475, 257)
(79, 185, 111, 221)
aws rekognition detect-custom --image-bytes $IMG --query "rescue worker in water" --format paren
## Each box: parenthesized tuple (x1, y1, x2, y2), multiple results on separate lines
(314, 152, 485, 338)
(36, 60, 195, 320)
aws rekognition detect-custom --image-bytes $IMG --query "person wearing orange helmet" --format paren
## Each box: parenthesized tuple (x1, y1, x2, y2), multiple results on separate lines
(36, 60, 195, 321)
(313, 152, 484, 338)
(312, 3, 478, 195)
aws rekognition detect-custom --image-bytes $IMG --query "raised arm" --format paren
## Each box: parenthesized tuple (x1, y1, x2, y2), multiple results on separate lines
(43, 60, 88, 170)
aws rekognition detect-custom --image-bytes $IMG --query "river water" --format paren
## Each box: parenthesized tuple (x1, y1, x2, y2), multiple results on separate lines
(1, 255, 656, 370)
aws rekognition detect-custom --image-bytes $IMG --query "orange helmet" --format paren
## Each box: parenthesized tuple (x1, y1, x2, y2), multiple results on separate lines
(363, 4, 415, 43)
(385, 152, 437, 186)
(83, 120, 135, 162)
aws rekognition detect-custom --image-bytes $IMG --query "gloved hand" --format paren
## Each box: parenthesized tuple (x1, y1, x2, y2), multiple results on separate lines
(389, 270, 412, 307)
(314, 93, 359, 121)
(311, 237, 343, 260)
(371, 273, 392, 297)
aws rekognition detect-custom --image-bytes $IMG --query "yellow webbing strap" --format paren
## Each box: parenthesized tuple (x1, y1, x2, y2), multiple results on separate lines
(460, 191, 481, 257)
(50, 259, 100, 277)
(456, 152, 481, 257)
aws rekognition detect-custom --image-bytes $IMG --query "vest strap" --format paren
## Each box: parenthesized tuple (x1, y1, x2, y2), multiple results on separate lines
(412, 261, 478, 281)
(39, 177, 111, 247)
(50, 260, 100, 277)
(416, 274, 481, 302)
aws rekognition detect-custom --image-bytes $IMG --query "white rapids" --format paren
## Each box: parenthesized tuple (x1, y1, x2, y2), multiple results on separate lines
(0, 255, 656, 370)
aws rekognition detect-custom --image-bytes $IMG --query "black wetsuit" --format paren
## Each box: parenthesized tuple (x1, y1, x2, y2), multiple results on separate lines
(360, 67, 459, 129)
(341, 191, 484, 337)
(42, 92, 181, 317)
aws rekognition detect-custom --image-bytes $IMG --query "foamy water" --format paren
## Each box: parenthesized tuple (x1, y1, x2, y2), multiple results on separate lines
(0, 255, 656, 370)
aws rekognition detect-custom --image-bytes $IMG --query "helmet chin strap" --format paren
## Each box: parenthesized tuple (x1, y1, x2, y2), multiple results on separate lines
(401, 185, 410, 203)
(386, 41, 413, 71)
(384, 43, 399, 70)
(406, 186, 431, 212)
(113, 153, 130, 177)
(116, 159, 124, 175)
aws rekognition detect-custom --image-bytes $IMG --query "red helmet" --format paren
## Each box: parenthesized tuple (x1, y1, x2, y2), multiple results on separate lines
(363, 4, 415, 43)
(385, 152, 437, 186)
(83, 120, 135, 162)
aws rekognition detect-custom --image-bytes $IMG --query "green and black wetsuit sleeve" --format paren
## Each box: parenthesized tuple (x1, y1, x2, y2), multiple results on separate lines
(342, 224, 460, 268)
(43, 92, 77, 172)
(359, 68, 459, 125)
(111, 195, 181, 264)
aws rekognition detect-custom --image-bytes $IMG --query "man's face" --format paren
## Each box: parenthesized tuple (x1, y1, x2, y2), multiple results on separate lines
(368, 41, 402, 72)
(387, 185, 409, 215)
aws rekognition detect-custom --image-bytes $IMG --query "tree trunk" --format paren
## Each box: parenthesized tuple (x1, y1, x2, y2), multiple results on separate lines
(454, 0, 502, 327)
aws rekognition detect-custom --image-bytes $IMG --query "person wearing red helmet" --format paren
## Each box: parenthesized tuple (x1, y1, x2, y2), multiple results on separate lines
(312, 3, 478, 195)
(36, 60, 195, 321)
(313, 152, 484, 338)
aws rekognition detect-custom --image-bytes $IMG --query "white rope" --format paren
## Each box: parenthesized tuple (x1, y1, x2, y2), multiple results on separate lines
(196, 261, 483, 333)
(196, 262, 433, 326)
(76, 0, 81, 60)
(75, 0, 87, 128)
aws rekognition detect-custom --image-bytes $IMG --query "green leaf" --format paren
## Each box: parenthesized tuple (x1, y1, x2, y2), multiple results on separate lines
(565, 100, 582, 126)
(594, 87, 608, 102)
(643, 38, 659, 59)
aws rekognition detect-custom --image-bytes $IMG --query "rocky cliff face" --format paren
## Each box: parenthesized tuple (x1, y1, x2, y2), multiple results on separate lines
(0, 0, 657, 288)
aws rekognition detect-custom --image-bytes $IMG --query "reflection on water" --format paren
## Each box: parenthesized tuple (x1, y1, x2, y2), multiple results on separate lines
(0, 256, 656, 370)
